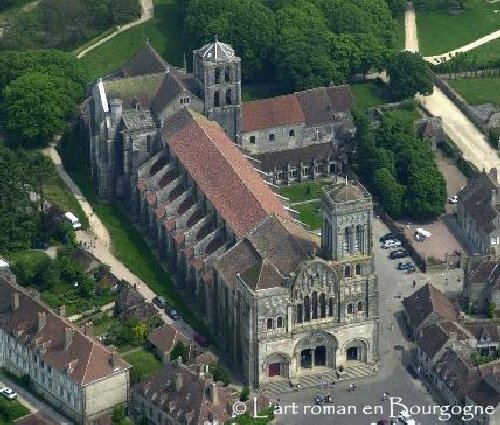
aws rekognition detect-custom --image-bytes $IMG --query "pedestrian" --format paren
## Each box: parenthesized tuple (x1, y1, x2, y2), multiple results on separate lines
(335, 370, 340, 379)
(349, 383, 354, 392)
(383, 392, 388, 400)
(413, 279, 416, 288)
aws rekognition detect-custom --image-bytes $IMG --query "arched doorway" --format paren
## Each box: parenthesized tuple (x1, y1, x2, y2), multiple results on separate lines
(265, 353, 289, 379)
(294, 332, 337, 373)
(343, 339, 368, 363)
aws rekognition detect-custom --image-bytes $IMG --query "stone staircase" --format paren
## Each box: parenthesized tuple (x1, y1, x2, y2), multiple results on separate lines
(259, 363, 378, 395)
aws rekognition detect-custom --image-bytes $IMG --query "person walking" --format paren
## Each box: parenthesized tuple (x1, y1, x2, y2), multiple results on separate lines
(349, 383, 354, 392)
(413, 280, 416, 288)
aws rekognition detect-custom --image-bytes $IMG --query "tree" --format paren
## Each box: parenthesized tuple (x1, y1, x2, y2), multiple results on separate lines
(170, 341, 189, 363)
(488, 303, 496, 319)
(3, 72, 76, 146)
(387, 51, 434, 100)
(208, 362, 230, 385)
(111, 405, 126, 424)
(373, 168, 405, 218)
(385, 0, 406, 15)
(133, 322, 148, 345)
(240, 385, 250, 401)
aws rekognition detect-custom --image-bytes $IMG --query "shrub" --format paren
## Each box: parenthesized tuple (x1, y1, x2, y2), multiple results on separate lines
(240, 385, 250, 402)
(112, 405, 126, 424)
(170, 341, 189, 363)
(209, 363, 230, 386)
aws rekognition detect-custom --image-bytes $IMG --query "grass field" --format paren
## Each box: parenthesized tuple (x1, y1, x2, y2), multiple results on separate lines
(293, 201, 322, 230)
(278, 180, 332, 203)
(123, 348, 162, 380)
(448, 76, 500, 106)
(458, 37, 500, 63)
(416, 2, 500, 56)
(79, 0, 184, 81)
(5, 250, 49, 268)
(351, 82, 388, 110)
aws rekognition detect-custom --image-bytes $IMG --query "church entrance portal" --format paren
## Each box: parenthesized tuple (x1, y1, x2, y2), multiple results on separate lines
(346, 346, 358, 361)
(315, 346, 326, 366)
(301, 349, 312, 368)
(268, 363, 281, 378)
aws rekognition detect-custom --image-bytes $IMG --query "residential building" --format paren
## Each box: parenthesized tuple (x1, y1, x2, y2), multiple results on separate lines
(148, 324, 191, 364)
(0, 269, 130, 424)
(457, 169, 500, 255)
(463, 260, 500, 315)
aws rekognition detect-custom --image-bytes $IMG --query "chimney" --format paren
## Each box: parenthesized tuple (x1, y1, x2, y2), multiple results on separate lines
(58, 305, 66, 318)
(210, 382, 219, 406)
(38, 311, 46, 331)
(175, 372, 183, 391)
(64, 328, 74, 349)
(12, 292, 19, 311)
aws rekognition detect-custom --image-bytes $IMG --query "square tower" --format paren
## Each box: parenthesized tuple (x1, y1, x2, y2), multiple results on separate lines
(193, 36, 242, 142)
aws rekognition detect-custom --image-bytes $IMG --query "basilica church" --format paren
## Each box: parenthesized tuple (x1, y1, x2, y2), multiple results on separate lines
(86, 39, 378, 387)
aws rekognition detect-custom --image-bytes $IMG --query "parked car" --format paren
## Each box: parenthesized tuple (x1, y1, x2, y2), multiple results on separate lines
(379, 232, 398, 243)
(167, 308, 181, 320)
(1, 387, 17, 400)
(448, 195, 458, 204)
(153, 296, 168, 309)
(389, 250, 409, 260)
(382, 239, 401, 249)
(397, 261, 415, 271)
(193, 333, 209, 347)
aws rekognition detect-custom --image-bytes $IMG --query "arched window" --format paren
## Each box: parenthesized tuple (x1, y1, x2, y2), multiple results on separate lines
(215, 68, 221, 84)
(249, 135, 256, 144)
(226, 89, 232, 105)
(266, 318, 273, 330)
(355, 225, 362, 251)
(344, 266, 352, 278)
(319, 293, 326, 318)
(304, 296, 310, 322)
(347, 303, 354, 314)
(224, 67, 230, 82)
(289, 129, 295, 137)
(344, 227, 351, 253)
(357, 301, 364, 312)
(296, 304, 303, 323)
(355, 264, 361, 276)
(311, 292, 318, 320)
(276, 316, 284, 328)
(328, 297, 334, 317)
(146, 135, 152, 153)
(214, 91, 220, 107)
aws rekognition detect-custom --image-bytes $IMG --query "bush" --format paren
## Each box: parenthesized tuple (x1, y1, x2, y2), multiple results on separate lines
(170, 341, 189, 363)
(240, 386, 250, 402)
(209, 363, 231, 386)
(112, 405, 126, 424)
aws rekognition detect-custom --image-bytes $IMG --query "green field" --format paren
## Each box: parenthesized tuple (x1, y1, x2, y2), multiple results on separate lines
(5, 250, 49, 270)
(416, 2, 500, 56)
(448, 76, 500, 106)
(123, 348, 162, 380)
(278, 180, 332, 203)
(294, 201, 322, 230)
(351, 82, 388, 110)
(79, 0, 184, 81)
(458, 37, 500, 63)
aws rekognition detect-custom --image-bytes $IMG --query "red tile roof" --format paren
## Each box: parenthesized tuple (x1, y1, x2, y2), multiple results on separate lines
(164, 109, 290, 237)
(242, 94, 305, 133)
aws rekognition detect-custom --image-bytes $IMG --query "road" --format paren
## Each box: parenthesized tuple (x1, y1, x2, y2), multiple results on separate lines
(404, 3, 500, 173)
(0, 377, 70, 424)
(76, 0, 154, 58)
(272, 219, 454, 425)
(42, 146, 194, 340)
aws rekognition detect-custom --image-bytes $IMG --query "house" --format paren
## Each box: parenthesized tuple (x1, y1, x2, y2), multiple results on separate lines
(463, 260, 500, 315)
(464, 323, 500, 358)
(147, 324, 191, 363)
(0, 269, 131, 424)
(403, 283, 458, 338)
(457, 169, 500, 255)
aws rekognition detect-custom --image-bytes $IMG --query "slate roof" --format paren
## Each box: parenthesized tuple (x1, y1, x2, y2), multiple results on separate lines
(215, 215, 319, 290)
(417, 321, 469, 359)
(119, 42, 169, 78)
(403, 283, 458, 330)
(161, 109, 290, 237)
(0, 274, 130, 386)
(122, 109, 156, 130)
(253, 142, 336, 171)
(242, 85, 353, 132)
(459, 172, 499, 228)
(150, 72, 186, 115)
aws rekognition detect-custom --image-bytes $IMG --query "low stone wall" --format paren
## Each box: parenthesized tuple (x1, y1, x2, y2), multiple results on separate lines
(432, 74, 490, 135)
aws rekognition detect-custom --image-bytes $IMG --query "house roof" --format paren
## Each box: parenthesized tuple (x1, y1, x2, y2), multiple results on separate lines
(464, 323, 500, 342)
(417, 321, 469, 359)
(403, 283, 458, 330)
(161, 109, 290, 237)
(252, 142, 336, 171)
(459, 172, 498, 228)
(0, 274, 130, 386)
(148, 324, 189, 354)
(119, 42, 169, 78)
(468, 261, 500, 284)
(215, 215, 319, 290)
(242, 85, 353, 132)
(150, 72, 187, 115)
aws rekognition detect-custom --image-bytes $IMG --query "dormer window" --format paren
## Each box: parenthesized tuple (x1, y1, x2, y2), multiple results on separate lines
(180, 97, 190, 105)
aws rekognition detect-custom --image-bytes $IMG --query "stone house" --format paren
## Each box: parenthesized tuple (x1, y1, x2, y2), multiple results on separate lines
(147, 324, 191, 363)
(402, 283, 458, 339)
(0, 269, 130, 424)
(463, 260, 500, 315)
(241, 86, 355, 184)
(416, 116, 447, 150)
(457, 169, 500, 255)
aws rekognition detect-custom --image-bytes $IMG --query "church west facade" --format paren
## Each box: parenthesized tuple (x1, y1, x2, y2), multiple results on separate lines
(86, 40, 378, 387)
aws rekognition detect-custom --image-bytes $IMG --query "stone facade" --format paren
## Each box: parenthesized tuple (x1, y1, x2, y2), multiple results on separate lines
(463, 260, 500, 315)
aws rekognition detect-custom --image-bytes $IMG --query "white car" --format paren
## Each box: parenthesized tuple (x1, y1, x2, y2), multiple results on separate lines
(397, 411, 416, 425)
(382, 239, 402, 249)
(448, 195, 458, 204)
(1, 387, 18, 399)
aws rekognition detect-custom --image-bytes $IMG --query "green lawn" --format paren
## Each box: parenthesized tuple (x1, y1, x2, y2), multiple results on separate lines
(351, 82, 388, 110)
(79, 0, 184, 81)
(92, 314, 120, 336)
(293, 202, 322, 230)
(416, 2, 500, 56)
(278, 180, 332, 203)
(0, 397, 30, 423)
(448, 75, 500, 106)
(5, 250, 49, 268)
(458, 37, 500, 63)
(123, 348, 162, 380)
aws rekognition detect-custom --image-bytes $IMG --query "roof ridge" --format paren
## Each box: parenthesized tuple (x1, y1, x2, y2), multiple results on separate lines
(81, 343, 95, 384)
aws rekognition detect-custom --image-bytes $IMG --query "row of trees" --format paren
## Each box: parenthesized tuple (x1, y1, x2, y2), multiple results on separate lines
(0, 50, 86, 146)
(355, 109, 447, 219)
(184, 0, 400, 91)
(0, 0, 140, 51)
